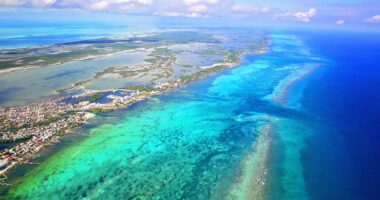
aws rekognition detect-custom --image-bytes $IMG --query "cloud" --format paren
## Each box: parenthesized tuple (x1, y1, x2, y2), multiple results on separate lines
(365, 15, 380, 23)
(153, 0, 229, 18)
(137, 0, 153, 5)
(0, 0, 154, 11)
(0, 0, 57, 7)
(274, 8, 317, 23)
(154, 11, 205, 18)
(188, 4, 208, 13)
(0, 0, 26, 6)
(183, 0, 219, 6)
(336, 19, 344, 25)
(1, 0, 379, 29)
(0, 0, 322, 24)
(89, 1, 109, 10)
(83, 0, 154, 12)
(230, 3, 270, 13)
(293, 8, 317, 22)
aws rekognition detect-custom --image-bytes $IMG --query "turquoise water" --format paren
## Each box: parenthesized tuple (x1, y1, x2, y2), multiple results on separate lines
(1, 33, 323, 199)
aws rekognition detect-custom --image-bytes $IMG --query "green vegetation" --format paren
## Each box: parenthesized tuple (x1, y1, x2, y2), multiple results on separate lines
(0, 135, 33, 143)
(145, 47, 175, 63)
(0, 30, 265, 72)
(144, 58, 157, 63)
(33, 115, 63, 127)
(89, 108, 114, 113)
(0, 60, 15, 70)
(32, 111, 76, 127)
(0, 38, 145, 70)
(147, 31, 217, 43)
(0, 31, 207, 70)
(182, 64, 193, 68)
(57, 80, 90, 94)
(225, 50, 240, 62)
(121, 85, 155, 92)
(89, 93, 103, 102)
(0, 111, 77, 133)
(0, 124, 29, 132)
(179, 65, 226, 82)
(0, 48, 102, 70)
(152, 47, 172, 55)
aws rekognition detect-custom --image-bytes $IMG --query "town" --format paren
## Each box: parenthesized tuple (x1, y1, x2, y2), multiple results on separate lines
(0, 62, 229, 176)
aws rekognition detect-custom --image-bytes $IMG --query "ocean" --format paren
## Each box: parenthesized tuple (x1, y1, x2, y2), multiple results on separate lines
(1, 29, 380, 200)
(297, 30, 380, 199)
(0, 22, 157, 49)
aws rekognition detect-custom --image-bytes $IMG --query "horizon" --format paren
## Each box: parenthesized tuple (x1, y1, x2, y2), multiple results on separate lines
(1, 1, 380, 200)
(1, 0, 380, 33)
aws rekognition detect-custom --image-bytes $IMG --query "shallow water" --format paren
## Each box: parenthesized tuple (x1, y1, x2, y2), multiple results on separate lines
(1, 32, 324, 199)
(0, 50, 148, 107)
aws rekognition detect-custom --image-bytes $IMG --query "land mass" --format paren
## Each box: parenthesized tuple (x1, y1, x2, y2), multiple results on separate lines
(0, 29, 270, 180)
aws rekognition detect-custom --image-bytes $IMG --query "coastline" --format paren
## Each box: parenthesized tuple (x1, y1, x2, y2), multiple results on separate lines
(0, 48, 147, 75)
(0, 111, 96, 177)
(0, 48, 268, 180)
(0, 32, 327, 199)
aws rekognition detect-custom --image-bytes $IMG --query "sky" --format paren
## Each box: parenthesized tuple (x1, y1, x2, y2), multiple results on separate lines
(0, 0, 379, 30)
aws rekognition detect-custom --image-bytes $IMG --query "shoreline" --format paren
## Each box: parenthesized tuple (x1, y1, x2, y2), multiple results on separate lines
(0, 32, 323, 198)
(0, 111, 96, 177)
(0, 48, 268, 179)
(0, 48, 147, 75)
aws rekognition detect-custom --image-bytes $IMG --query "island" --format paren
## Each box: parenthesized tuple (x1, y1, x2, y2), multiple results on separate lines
(0, 29, 270, 179)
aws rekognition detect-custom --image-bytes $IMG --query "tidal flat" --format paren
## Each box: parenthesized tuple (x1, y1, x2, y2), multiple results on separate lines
(0, 30, 268, 107)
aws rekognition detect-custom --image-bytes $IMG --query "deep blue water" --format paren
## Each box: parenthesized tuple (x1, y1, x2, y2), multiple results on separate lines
(298, 31, 380, 199)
